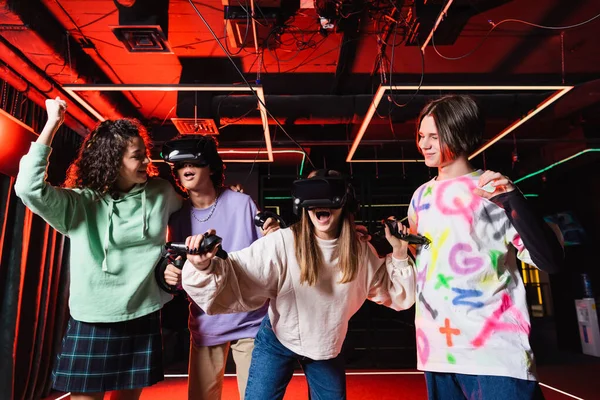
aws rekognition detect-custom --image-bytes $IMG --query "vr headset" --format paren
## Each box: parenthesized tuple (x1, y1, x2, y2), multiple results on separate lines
(292, 173, 358, 215)
(161, 138, 210, 166)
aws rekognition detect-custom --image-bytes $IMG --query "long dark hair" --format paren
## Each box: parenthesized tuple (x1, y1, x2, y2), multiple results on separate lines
(64, 119, 156, 194)
(416, 94, 483, 162)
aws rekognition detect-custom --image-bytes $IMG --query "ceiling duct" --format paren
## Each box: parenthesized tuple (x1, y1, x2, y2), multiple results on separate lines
(113, 0, 172, 52)
(171, 118, 220, 136)
(112, 25, 172, 53)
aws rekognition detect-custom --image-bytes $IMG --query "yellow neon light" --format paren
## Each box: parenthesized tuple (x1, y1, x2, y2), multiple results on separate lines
(521, 260, 528, 284)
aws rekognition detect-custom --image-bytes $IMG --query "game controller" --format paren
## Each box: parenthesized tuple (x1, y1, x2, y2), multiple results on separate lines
(155, 234, 228, 294)
(254, 211, 288, 229)
(179, 233, 228, 259)
(383, 219, 431, 248)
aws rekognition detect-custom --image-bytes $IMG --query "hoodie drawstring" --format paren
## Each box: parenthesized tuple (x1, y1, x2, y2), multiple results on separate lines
(141, 189, 147, 239)
(102, 197, 115, 272)
(101, 185, 148, 272)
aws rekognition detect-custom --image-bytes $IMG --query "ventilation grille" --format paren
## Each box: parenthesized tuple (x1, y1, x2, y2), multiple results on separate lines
(111, 25, 173, 53)
(171, 118, 220, 136)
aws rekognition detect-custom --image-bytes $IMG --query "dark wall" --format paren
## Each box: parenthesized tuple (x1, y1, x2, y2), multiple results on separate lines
(527, 157, 600, 352)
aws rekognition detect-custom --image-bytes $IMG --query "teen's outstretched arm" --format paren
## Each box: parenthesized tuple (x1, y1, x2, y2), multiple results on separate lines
(182, 230, 284, 314)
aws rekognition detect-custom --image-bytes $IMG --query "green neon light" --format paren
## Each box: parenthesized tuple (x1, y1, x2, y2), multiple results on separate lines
(523, 194, 539, 198)
(265, 196, 293, 200)
(299, 152, 306, 177)
(514, 148, 600, 184)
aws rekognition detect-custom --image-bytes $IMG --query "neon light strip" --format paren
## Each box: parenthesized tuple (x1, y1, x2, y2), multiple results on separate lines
(347, 85, 574, 163)
(347, 85, 386, 162)
(250, 0, 259, 54)
(539, 383, 584, 400)
(469, 87, 573, 159)
(218, 149, 305, 168)
(421, 0, 455, 53)
(265, 196, 293, 200)
(64, 84, 261, 91)
(514, 148, 600, 184)
(534, 268, 543, 305)
(523, 194, 539, 198)
(62, 84, 273, 162)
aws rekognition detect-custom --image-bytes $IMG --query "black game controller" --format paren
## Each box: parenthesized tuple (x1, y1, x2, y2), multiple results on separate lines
(254, 211, 288, 229)
(155, 234, 228, 294)
(181, 233, 228, 259)
(383, 219, 431, 248)
(155, 243, 187, 294)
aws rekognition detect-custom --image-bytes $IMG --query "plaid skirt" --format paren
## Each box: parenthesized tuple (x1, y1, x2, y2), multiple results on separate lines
(52, 311, 164, 393)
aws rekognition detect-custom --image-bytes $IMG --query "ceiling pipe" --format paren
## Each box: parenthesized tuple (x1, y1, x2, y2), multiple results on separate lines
(0, 62, 87, 134)
(0, 39, 98, 131)
(0, 1, 130, 126)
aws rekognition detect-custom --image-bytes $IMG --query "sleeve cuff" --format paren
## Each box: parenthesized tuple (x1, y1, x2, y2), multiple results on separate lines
(30, 141, 52, 154)
(184, 259, 215, 274)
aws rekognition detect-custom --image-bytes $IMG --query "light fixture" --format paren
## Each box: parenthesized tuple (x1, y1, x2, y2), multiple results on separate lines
(62, 84, 273, 162)
(346, 85, 574, 163)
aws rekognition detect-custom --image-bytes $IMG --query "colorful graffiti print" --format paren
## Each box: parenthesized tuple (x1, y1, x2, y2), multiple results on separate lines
(416, 328, 430, 366)
(435, 177, 482, 225)
(426, 229, 450, 280)
(471, 293, 530, 347)
(451, 288, 485, 309)
(439, 318, 461, 347)
(419, 292, 439, 319)
(412, 184, 432, 213)
(449, 243, 485, 275)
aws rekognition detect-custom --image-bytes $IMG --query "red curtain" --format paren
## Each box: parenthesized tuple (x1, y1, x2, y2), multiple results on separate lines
(0, 173, 71, 400)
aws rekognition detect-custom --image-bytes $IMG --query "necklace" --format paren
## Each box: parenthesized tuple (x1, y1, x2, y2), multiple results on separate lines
(191, 194, 219, 223)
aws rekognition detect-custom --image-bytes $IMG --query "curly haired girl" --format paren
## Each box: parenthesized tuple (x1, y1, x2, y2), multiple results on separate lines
(15, 97, 181, 400)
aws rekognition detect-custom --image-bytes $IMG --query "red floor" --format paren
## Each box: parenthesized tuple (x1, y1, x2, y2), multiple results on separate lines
(46, 368, 598, 399)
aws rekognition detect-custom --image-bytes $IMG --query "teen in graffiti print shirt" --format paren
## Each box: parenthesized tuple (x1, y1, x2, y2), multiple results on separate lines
(408, 95, 563, 400)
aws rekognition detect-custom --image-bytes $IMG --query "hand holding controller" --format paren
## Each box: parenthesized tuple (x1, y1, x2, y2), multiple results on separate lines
(384, 218, 431, 248)
(185, 233, 228, 259)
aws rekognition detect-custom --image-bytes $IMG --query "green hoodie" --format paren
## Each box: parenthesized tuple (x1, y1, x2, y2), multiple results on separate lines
(14, 142, 182, 323)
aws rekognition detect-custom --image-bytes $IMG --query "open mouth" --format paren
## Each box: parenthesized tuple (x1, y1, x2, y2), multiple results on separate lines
(183, 170, 196, 180)
(313, 208, 332, 224)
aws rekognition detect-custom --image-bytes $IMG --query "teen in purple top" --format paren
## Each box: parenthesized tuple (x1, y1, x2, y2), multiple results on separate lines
(163, 135, 277, 400)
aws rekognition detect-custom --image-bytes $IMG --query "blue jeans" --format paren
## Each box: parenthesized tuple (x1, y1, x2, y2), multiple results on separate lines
(425, 372, 545, 400)
(245, 317, 347, 400)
